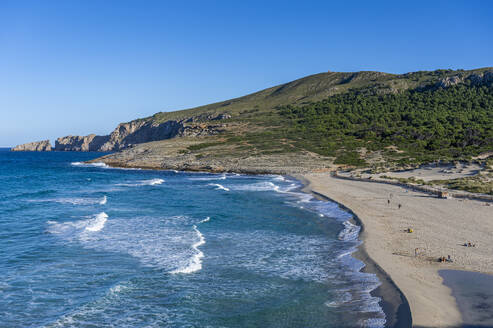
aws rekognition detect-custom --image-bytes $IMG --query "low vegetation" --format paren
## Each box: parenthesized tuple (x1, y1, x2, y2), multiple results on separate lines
(278, 83, 493, 165)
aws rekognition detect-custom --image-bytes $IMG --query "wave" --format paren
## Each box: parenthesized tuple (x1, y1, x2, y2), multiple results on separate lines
(147, 178, 164, 185)
(188, 174, 227, 181)
(71, 162, 109, 168)
(231, 181, 278, 192)
(208, 183, 230, 191)
(47, 212, 108, 235)
(99, 195, 107, 205)
(170, 224, 205, 274)
(29, 196, 105, 206)
(338, 220, 360, 242)
(325, 290, 352, 307)
(198, 216, 210, 224)
(85, 212, 108, 232)
(116, 178, 165, 187)
(232, 181, 299, 194)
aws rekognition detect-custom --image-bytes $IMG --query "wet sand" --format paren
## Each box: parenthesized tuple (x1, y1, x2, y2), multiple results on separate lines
(440, 270, 493, 327)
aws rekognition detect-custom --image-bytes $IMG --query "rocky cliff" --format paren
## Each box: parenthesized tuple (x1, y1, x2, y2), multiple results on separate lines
(12, 140, 52, 151)
(10, 113, 228, 152)
(53, 116, 226, 152)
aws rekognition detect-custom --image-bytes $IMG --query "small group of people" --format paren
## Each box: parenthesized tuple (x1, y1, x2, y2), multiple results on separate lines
(464, 242, 476, 247)
(438, 255, 453, 263)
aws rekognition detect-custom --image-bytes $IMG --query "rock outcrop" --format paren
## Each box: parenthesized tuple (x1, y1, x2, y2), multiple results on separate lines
(55, 134, 109, 151)
(437, 75, 463, 88)
(51, 113, 228, 152)
(12, 140, 52, 151)
(469, 70, 493, 85)
(437, 70, 493, 89)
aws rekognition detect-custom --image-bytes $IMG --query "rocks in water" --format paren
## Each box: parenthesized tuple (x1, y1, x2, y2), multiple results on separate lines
(12, 140, 52, 151)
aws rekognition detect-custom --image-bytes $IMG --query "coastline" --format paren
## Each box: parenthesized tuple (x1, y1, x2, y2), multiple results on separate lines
(301, 172, 493, 328)
(295, 175, 412, 328)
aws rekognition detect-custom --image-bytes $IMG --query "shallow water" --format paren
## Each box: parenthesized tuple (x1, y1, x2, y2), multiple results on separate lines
(0, 151, 385, 327)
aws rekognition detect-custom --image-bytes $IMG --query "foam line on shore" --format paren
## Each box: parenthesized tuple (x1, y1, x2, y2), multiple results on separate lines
(297, 174, 412, 328)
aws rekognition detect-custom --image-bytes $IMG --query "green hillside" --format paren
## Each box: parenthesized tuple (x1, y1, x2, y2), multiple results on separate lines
(129, 68, 493, 168)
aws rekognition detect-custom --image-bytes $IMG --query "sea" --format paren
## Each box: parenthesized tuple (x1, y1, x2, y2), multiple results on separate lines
(0, 149, 386, 327)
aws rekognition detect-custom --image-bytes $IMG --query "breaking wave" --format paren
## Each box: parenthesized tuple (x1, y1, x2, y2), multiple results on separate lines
(47, 212, 108, 236)
(208, 183, 230, 191)
(338, 220, 360, 242)
(85, 212, 108, 232)
(71, 162, 109, 168)
(116, 178, 164, 187)
(170, 224, 206, 274)
(188, 174, 227, 181)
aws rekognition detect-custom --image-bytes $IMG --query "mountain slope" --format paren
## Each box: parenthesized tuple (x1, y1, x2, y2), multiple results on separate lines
(13, 67, 493, 171)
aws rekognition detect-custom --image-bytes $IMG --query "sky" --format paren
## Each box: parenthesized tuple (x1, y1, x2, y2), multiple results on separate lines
(0, 0, 492, 146)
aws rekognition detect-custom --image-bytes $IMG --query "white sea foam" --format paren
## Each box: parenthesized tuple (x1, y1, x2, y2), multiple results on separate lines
(47, 212, 108, 236)
(338, 220, 360, 242)
(147, 178, 165, 185)
(85, 212, 108, 232)
(170, 224, 206, 274)
(198, 216, 210, 224)
(324, 291, 352, 307)
(30, 197, 102, 206)
(49, 215, 206, 272)
(116, 178, 165, 187)
(362, 318, 387, 328)
(188, 174, 227, 181)
(71, 162, 109, 168)
(99, 195, 107, 205)
(233, 181, 300, 194)
(231, 181, 279, 192)
(208, 183, 230, 191)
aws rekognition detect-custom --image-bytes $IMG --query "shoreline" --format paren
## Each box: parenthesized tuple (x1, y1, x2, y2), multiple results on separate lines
(296, 176, 412, 328)
(301, 172, 493, 328)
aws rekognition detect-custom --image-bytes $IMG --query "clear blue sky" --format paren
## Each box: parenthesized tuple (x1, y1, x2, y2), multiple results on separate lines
(1, 0, 492, 146)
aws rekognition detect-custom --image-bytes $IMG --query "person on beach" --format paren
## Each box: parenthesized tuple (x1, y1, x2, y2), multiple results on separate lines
(398, 203, 402, 209)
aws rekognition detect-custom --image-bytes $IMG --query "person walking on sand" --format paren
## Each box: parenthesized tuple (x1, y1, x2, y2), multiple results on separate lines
(398, 204, 402, 209)
(415, 248, 418, 257)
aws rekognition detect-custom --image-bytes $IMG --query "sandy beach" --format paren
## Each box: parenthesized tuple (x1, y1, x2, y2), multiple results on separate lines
(301, 172, 493, 328)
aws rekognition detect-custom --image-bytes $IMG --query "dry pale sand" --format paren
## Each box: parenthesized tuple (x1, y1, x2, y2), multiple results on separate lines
(302, 173, 493, 328)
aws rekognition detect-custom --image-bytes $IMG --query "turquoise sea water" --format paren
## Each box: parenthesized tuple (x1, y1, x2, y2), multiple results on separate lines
(0, 150, 385, 327)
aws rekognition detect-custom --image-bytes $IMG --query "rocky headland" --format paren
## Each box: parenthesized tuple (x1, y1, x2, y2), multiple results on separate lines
(11, 140, 52, 151)
(12, 114, 229, 152)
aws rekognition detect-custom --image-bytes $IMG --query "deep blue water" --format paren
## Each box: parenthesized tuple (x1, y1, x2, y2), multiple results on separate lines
(0, 151, 385, 327)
